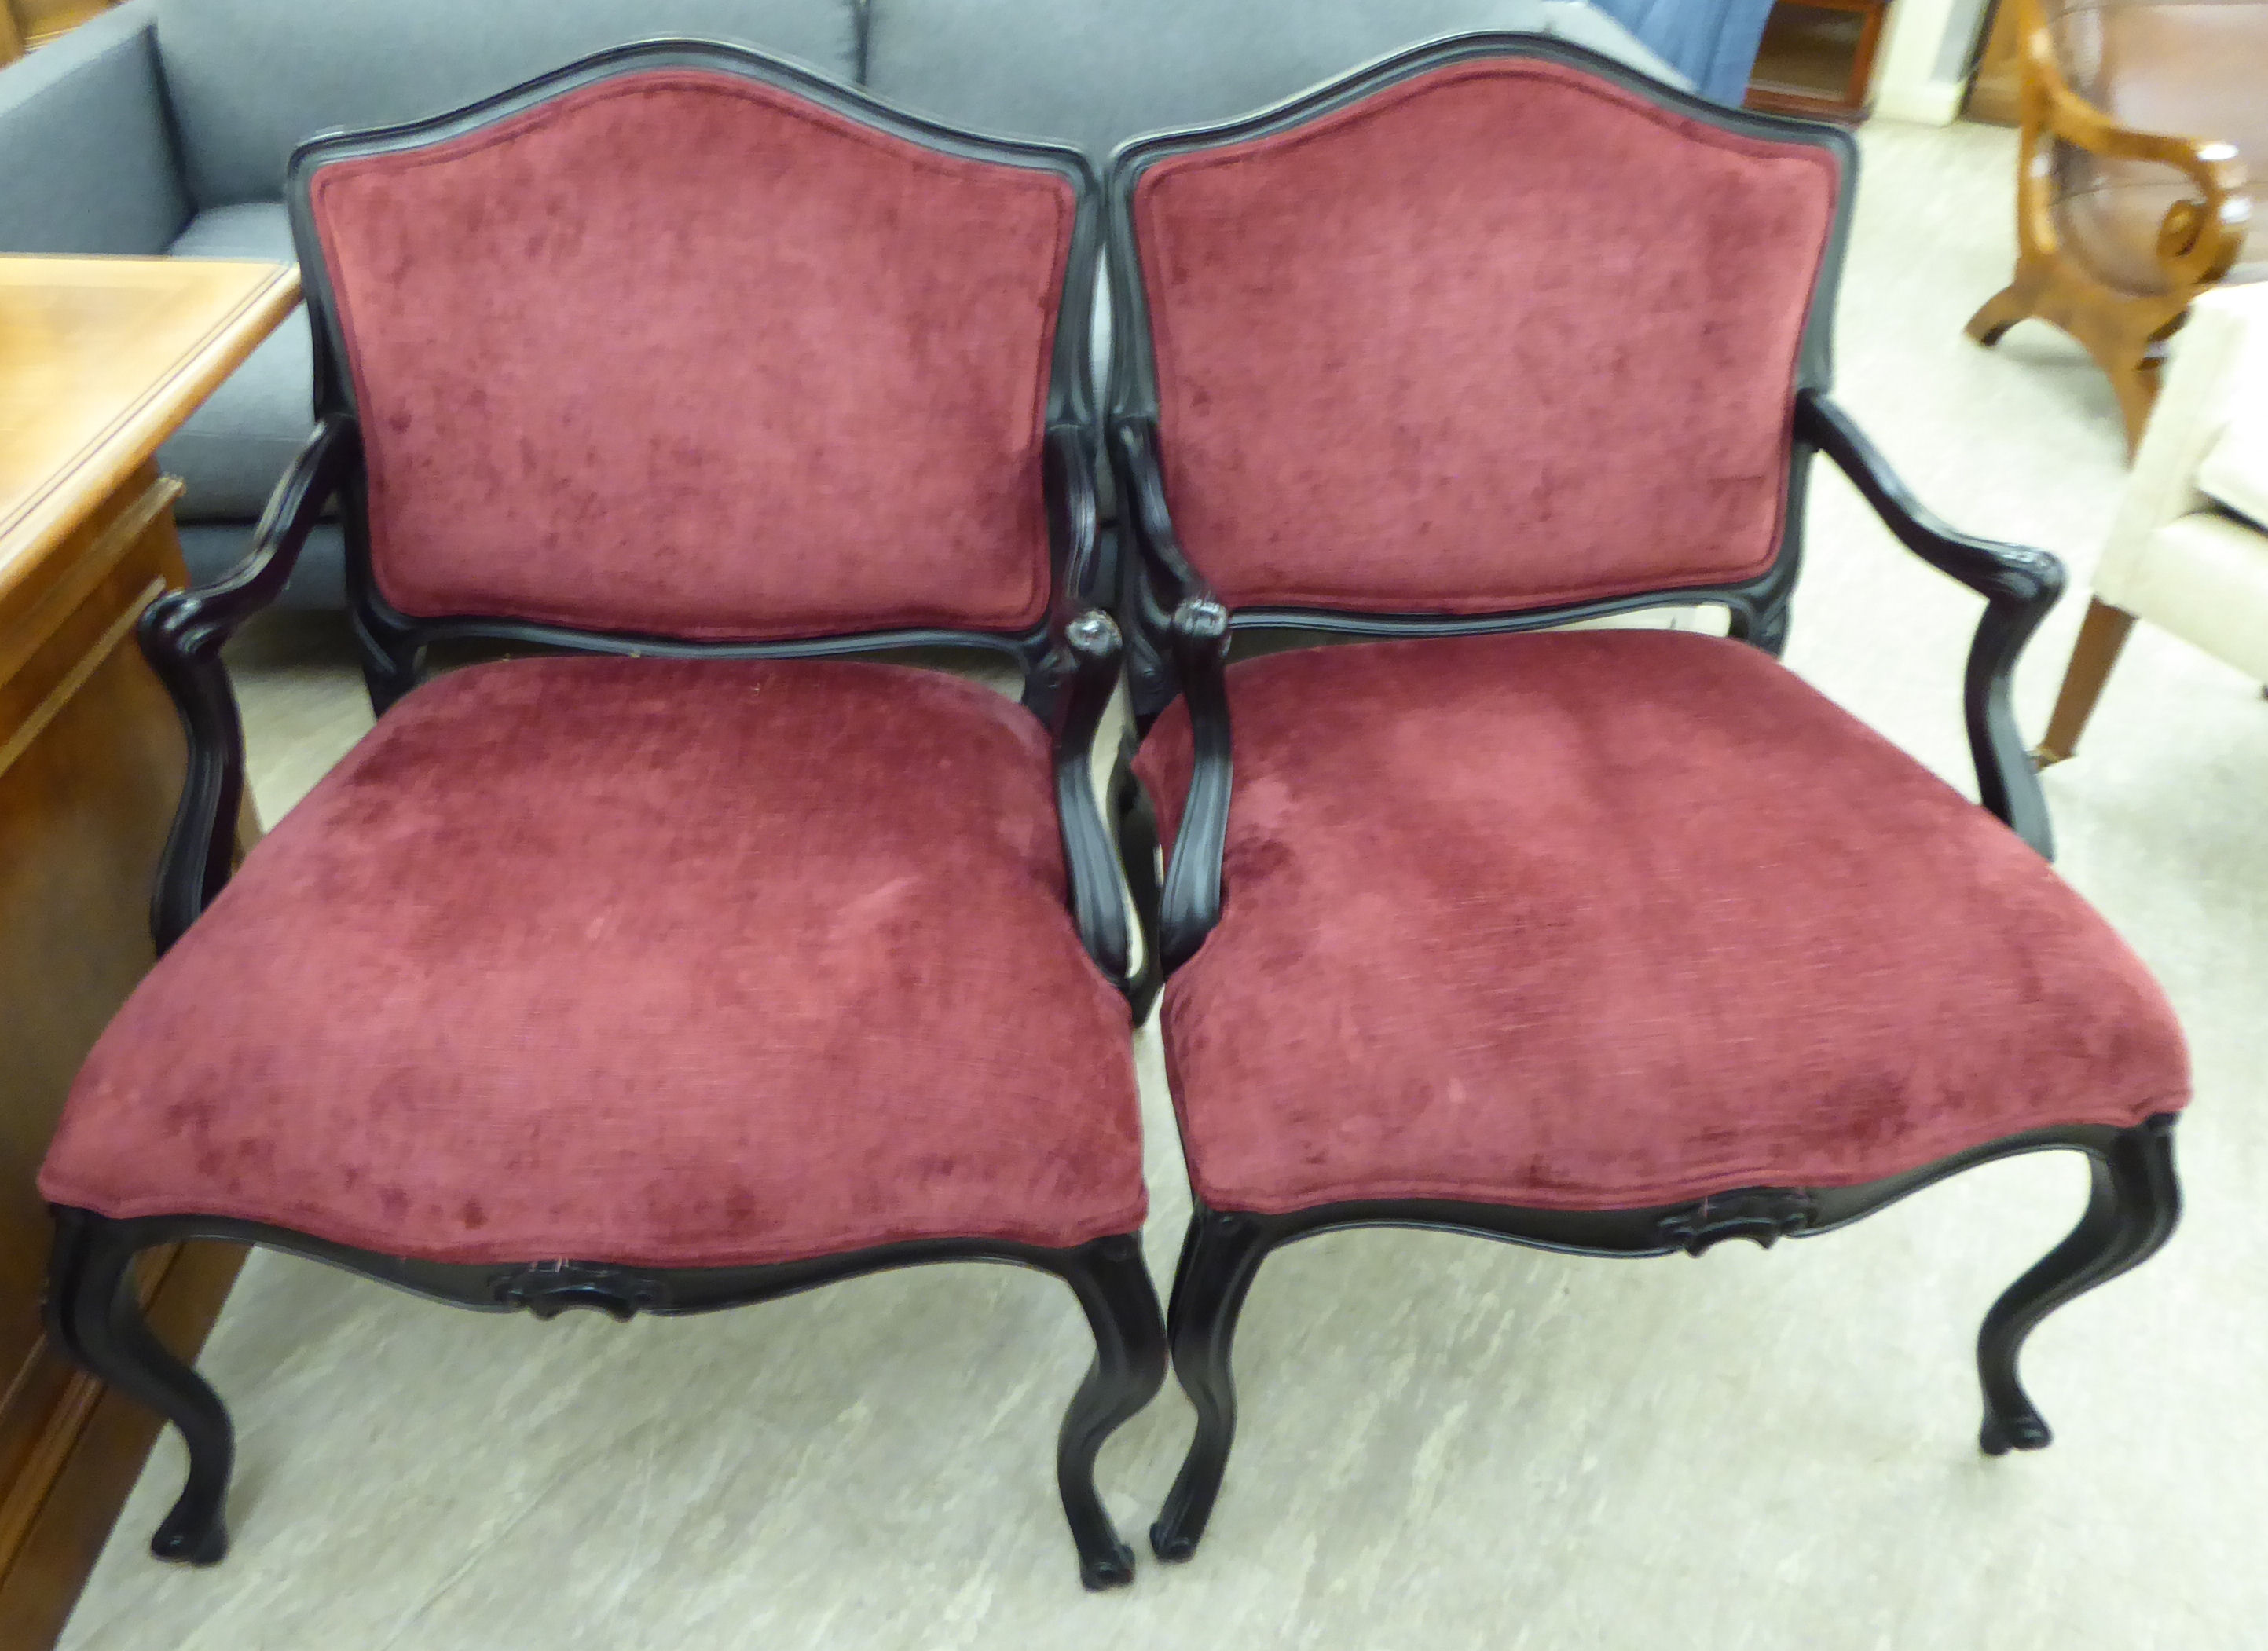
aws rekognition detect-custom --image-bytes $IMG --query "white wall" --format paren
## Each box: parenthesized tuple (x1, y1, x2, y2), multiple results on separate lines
(1870, 0, 1991, 123)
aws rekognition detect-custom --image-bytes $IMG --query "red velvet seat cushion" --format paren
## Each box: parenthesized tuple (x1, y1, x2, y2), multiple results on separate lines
(43, 658, 1145, 1267)
(1134, 631, 2188, 1214)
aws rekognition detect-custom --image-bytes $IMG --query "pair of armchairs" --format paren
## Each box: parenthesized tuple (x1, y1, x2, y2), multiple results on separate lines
(41, 38, 2189, 1594)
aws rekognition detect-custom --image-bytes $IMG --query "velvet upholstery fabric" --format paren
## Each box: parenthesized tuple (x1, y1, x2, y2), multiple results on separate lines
(43, 657, 1146, 1266)
(307, 70, 1073, 640)
(1134, 631, 2188, 1214)
(1132, 59, 1840, 614)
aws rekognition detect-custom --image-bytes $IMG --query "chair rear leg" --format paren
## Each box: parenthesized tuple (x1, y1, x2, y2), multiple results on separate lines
(1966, 280, 2037, 346)
(1977, 1115, 2180, 1455)
(46, 1210, 235, 1564)
(1053, 1233, 1167, 1591)
(1149, 1206, 1271, 1564)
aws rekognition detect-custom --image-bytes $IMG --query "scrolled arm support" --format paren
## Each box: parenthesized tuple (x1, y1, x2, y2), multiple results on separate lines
(1037, 423, 1139, 994)
(142, 415, 357, 952)
(1108, 415, 1233, 971)
(1158, 596, 1230, 970)
(1050, 608, 1135, 992)
(1796, 391, 2063, 858)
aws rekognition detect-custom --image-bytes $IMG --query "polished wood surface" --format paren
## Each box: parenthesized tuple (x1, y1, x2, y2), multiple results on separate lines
(1, 259, 300, 602)
(0, 256, 295, 1649)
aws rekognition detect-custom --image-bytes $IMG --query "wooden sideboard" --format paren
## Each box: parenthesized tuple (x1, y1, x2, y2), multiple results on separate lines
(0, 255, 299, 1648)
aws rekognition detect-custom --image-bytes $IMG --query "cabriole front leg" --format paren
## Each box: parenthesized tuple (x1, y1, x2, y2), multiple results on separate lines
(45, 1210, 236, 1564)
(1977, 1115, 2180, 1455)
(1053, 1233, 1167, 1590)
(1150, 1205, 1270, 1563)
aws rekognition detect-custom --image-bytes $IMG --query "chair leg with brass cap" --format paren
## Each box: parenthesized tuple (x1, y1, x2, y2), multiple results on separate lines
(2035, 599, 2137, 767)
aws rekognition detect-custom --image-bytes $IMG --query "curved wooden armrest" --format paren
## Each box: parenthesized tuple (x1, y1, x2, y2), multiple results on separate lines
(1797, 391, 2063, 858)
(1155, 595, 1230, 972)
(2015, 0, 2252, 286)
(1049, 606, 1136, 995)
(141, 415, 357, 951)
(1104, 413, 1231, 969)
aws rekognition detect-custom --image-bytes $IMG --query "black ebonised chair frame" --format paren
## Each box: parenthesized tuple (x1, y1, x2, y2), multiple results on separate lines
(1101, 34, 2181, 1563)
(49, 42, 1166, 1593)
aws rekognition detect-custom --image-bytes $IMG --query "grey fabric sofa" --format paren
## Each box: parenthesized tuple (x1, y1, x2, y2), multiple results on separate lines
(0, 0, 1680, 606)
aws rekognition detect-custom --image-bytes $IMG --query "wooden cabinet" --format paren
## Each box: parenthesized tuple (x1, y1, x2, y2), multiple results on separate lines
(1746, 0, 1892, 122)
(0, 256, 298, 1649)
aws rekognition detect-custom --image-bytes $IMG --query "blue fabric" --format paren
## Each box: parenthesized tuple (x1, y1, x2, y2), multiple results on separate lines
(1587, 0, 1776, 103)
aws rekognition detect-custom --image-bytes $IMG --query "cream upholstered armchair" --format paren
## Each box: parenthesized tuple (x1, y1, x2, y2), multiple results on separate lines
(2039, 282, 2268, 764)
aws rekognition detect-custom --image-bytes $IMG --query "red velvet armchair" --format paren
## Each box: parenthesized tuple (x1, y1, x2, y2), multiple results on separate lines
(1107, 38, 2189, 1561)
(38, 44, 1166, 1591)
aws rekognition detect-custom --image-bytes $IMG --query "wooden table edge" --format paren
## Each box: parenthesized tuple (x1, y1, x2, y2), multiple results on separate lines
(0, 261, 302, 611)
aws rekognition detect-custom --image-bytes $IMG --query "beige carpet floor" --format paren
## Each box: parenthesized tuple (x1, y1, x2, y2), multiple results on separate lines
(58, 116, 2268, 1650)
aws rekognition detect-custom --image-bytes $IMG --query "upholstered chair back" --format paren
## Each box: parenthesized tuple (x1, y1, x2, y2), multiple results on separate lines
(1124, 55, 1844, 614)
(295, 66, 1079, 640)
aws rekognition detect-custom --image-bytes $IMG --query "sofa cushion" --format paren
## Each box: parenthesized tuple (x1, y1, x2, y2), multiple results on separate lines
(2121, 513, 2268, 682)
(865, 0, 1686, 168)
(2196, 386, 2268, 533)
(159, 203, 310, 522)
(152, 0, 861, 207)
(44, 655, 1147, 1266)
(1134, 630, 2189, 1215)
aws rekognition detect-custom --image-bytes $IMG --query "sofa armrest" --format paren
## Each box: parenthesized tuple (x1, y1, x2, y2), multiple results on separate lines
(2012, 0, 2250, 291)
(0, 0, 187, 254)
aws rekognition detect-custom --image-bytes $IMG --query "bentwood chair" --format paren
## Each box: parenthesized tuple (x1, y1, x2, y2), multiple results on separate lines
(1105, 37, 2190, 1561)
(38, 43, 1166, 1591)
(1965, 0, 2264, 450)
